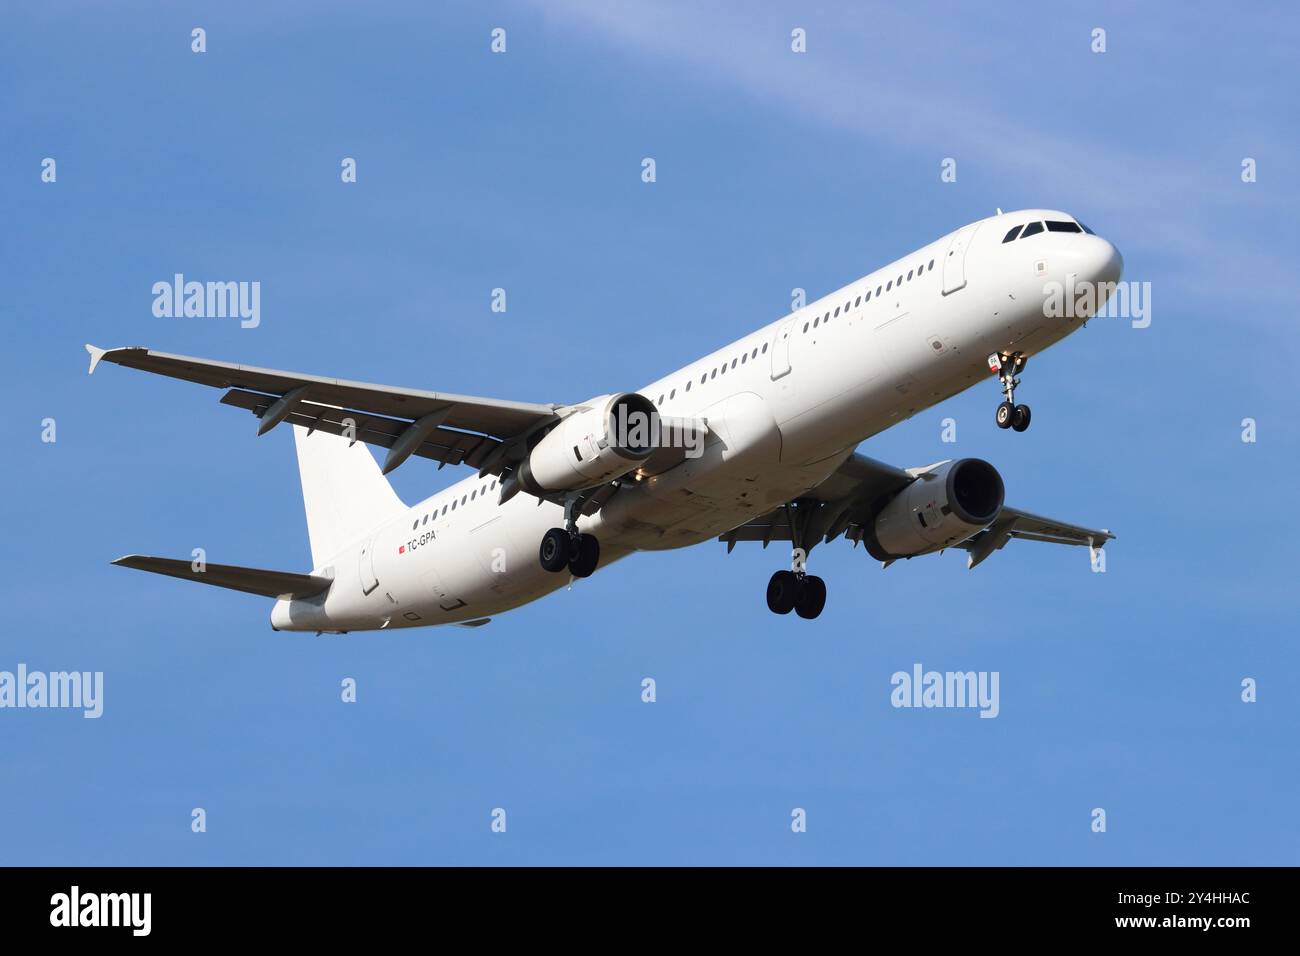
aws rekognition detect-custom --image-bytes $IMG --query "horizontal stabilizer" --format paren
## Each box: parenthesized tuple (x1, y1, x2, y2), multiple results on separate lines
(112, 555, 333, 600)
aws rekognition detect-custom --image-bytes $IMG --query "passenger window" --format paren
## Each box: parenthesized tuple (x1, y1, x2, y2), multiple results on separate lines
(928, 259, 934, 270)
(670, 388, 676, 398)
(886, 280, 892, 291)
(866, 290, 872, 301)
(855, 296, 861, 306)
(740, 353, 747, 364)
(762, 343, 768, 353)
(1020, 221, 1044, 238)
(1003, 225, 1023, 243)
(803, 322, 809, 333)
(751, 347, 758, 358)
(685, 381, 691, 391)
(710, 369, 716, 379)
(813, 317, 819, 329)
(876, 285, 882, 296)
(1046, 220, 1082, 233)
(907, 269, 913, 281)
(731, 358, 737, 369)
(412, 520, 419, 530)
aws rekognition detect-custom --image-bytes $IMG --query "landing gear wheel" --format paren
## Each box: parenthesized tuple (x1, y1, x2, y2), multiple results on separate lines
(568, 533, 600, 578)
(766, 570, 799, 615)
(539, 527, 571, 573)
(1011, 403, 1032, 432)
(795, 575, 827, 620)
(991, 351, 1030, 432)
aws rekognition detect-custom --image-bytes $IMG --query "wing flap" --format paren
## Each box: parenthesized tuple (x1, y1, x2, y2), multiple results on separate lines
(219, 389, 506, 473)
(112, 555, 333, 599)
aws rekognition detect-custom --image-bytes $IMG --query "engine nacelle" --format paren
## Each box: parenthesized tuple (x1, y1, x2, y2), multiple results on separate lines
(516, 392, 659, 495)
(865, 458, 1004, 559)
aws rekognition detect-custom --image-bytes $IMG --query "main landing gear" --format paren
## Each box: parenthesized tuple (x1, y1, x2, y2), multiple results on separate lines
(765, 547, 827, 620)
(990, 351, 1031, 432)
(539, 497, 600, 578)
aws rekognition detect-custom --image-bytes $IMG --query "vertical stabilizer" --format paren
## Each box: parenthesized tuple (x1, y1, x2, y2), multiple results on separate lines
(292, 426, 406, 568)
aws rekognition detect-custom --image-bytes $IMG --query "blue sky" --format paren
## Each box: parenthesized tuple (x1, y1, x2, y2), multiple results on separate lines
(2, 0, 1297, 865)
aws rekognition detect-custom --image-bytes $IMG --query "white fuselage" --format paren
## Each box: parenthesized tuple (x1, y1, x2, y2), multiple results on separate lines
(271, 209, 1121, 632)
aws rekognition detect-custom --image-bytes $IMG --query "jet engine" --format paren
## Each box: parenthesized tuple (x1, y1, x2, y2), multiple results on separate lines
(865, 458, 1004, 559)
(515, 392, 659, 495)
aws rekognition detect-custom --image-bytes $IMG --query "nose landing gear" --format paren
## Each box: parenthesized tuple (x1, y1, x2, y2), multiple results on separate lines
(989, 352, 1031, 432)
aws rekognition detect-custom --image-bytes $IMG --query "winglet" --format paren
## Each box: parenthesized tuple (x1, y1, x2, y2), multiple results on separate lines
(85, 344, 107, 376)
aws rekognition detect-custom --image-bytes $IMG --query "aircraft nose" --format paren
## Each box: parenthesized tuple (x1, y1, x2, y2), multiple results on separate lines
(1086, 235, 1123, 285)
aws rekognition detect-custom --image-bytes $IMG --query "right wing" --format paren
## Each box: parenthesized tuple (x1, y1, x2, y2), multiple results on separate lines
(86, 344, 560, 477)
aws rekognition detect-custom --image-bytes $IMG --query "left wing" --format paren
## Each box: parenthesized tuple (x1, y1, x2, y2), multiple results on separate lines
(719, 452, 1113, 568)
(954, 506, 1114, 568)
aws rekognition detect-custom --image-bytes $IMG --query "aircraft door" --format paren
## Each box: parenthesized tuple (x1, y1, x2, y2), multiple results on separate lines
(358, 538, 379, 595)
(941, 221, 982, 295)
(770, 322, 794, 380)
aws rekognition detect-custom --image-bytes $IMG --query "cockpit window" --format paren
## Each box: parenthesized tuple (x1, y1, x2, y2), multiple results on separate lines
(1020, 221, 1044, 238)
(1046, 220, 1082, 233)
(1002, 225, 1023, 243)
(1077, 220, 1095, 235)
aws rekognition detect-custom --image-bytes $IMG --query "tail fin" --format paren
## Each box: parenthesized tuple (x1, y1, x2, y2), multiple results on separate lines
(292, 426, 406, 568)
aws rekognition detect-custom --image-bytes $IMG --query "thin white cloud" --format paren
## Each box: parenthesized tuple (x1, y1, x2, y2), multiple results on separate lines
(522, 0, 1294, 309)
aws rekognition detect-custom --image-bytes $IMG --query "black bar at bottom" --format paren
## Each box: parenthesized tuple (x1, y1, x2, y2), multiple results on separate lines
(0, 866, 1275, 940)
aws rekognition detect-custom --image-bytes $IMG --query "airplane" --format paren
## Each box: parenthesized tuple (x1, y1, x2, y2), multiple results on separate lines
(87, 208, 1121, 630)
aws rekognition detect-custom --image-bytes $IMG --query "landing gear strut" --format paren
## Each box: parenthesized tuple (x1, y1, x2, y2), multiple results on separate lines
(990, 351, 1032, 432)
(765, 541, 827, 619)
(539, 497, 600, 577)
